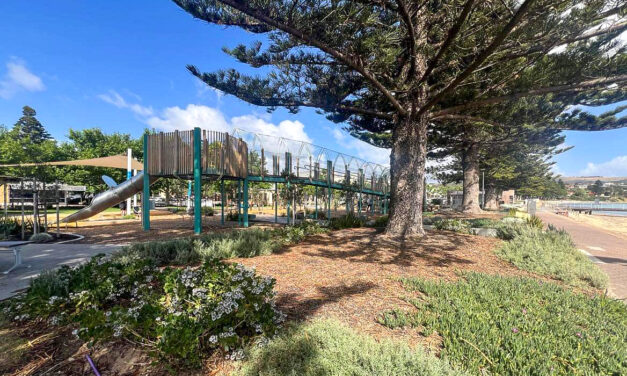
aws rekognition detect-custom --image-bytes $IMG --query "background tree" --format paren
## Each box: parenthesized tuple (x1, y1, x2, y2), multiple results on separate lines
(175, 0, 626, 237)
(588, 179, 604, 196)
(56, 128, 143, 193)
(13, 106, 51, 144)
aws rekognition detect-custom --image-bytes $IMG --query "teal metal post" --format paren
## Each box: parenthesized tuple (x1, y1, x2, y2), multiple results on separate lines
(220, 179, 225, 225)
(383, 195, 388, 215)
(274, 182, 278, 223)
(314, 186, 318, 219)
(243, 178, 249, 227)
(327, 161, 332, 220)
(193, 127, 202, 235)
(142, 133, 150, 231)
(237, 180, 242, 226)
(286, 181, 291, 225)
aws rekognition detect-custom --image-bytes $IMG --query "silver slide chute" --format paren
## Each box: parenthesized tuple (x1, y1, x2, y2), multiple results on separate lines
(60, 172, 158, 223)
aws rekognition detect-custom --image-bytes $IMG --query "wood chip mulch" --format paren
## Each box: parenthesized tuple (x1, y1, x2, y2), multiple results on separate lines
(233, 228, 532, 349)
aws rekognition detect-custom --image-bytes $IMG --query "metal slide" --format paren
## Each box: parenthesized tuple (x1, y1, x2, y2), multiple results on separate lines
(60, 172, 158, 223)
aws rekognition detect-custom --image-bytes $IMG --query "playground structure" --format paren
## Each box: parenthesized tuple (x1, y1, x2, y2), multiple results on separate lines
(142, 128, 391, 234)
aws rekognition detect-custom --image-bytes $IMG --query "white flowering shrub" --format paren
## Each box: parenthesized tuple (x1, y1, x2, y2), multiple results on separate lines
(3, 255, 284, 368)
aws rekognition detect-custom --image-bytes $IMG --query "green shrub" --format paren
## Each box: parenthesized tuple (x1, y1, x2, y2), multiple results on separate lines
(433, 218, 470, 233)
(236, 319, 463, 376)
(4, 256, 284, 368)
(465, 218, 500, 228)
(202, 207, 215, 216)
(496, 226, 607, 289)
(380, 273, 626, 375)
(507, 208, 517, 217)
(495, 222, 530, 240)
(328, 213, 365, 230)
(372, 214, 389, 228)
(525, 215, 543, 229)
(119, 222, 326, 266)
(29, 232, 53, 243)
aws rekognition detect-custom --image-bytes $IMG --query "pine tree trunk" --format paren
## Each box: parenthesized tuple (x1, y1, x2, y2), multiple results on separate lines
(484, 186, 500, 210)
(461, 142, 482, 214)
(385, 115, 427, 238)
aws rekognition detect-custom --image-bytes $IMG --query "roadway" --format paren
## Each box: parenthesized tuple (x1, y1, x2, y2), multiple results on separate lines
(536, 210, 626, 300)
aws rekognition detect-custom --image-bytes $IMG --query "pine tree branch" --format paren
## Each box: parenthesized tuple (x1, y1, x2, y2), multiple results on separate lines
(214, 0, 408, 116)
(418, 0, 475, 85)
(430, 114, 503, 128)
(432, 75, 627, 116)
(395, 0, 418, 80)
(496, 21, 627, 63)
(418, 0, 536, 116)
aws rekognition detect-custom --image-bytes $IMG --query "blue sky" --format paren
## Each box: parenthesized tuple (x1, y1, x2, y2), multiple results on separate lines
(0, 1, 625, 177)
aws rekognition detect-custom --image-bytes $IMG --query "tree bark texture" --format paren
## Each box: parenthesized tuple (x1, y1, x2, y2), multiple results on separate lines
(385, 115, 428, 238)
(461, 142, 482, 214)
(484, 186, 500, 210)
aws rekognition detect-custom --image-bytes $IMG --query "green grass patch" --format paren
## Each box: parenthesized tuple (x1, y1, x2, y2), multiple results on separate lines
(379, 273, 626, 375)
(236, 319, 463, 376)
(496, 225, 608, 289)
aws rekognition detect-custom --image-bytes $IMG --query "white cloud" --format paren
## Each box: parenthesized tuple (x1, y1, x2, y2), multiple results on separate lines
(579, 155, 627, 177)
(331, 127, 390, 166)
(100, 91, 312, 146)
(98, 90, 154, 117)
(0, 58, 45, 99)
(145, 104, 229, 132)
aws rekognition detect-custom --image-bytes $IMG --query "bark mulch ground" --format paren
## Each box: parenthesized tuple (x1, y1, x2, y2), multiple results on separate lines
(233, 227, 531, 350)
(72, 215, 278, 244)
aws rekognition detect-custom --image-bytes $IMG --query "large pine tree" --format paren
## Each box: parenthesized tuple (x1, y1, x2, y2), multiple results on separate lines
(13, 106, 51, 144)
(175, 0, 626, 237)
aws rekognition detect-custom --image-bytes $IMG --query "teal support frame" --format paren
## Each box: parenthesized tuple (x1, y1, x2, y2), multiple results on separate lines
(193, 127, 202, 235)
(286, 181, 291, 225)
(243, 178, 249, 227)
(327, 161, 332, 220)
(274, 182, 278, 223)
(220, 179, 225, 225)
(237, 180, 242, 226)
(314, 186, 318, 219)
(142, 133, 150, 231)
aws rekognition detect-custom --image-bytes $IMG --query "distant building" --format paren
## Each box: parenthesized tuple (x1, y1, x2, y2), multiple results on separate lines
(0, 177, 87, 208)
(501, 190, 515, 204)
(446, 190, 485, 210)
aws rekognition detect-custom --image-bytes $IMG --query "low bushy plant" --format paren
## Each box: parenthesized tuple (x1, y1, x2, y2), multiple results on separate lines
(202, 207, 215, 216)
(372, 214, 389, 228)
(495, 221, 530, 240)
(29, 232, 53, 243)
(4, 256, 284, 368)
(380, 273, 626, 375)
(464, 218, 500, 229)
(328, 213, 365, 230)
(432, 218, 470, 233)
(507, 208, 517, 217)
(226, 211, 239, 221)
(525, 215, 543, 229)
(236, 319, 463, 376)
(496, 226, 607, 289)
(119, 222, 326, 266)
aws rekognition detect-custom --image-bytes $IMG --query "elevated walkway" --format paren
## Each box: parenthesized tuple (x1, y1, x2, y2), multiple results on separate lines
(142, 128, 390, 233)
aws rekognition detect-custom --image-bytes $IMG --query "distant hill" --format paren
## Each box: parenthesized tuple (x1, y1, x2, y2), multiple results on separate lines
(559, 176, 627, 184)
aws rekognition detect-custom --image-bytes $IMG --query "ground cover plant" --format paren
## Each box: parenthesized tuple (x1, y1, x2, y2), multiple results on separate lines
(379, 273, 626, 375)
(2, 255, 284, 368)
(328, 213, 365, 230)
(237, 319, 463, 376)
(496, 224, 607, 289)
(120, 221, 326, 266)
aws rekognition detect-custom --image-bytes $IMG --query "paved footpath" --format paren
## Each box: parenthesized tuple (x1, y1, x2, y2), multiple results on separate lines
(0, 243, 120, 300)
(537, 211, 626, 300)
